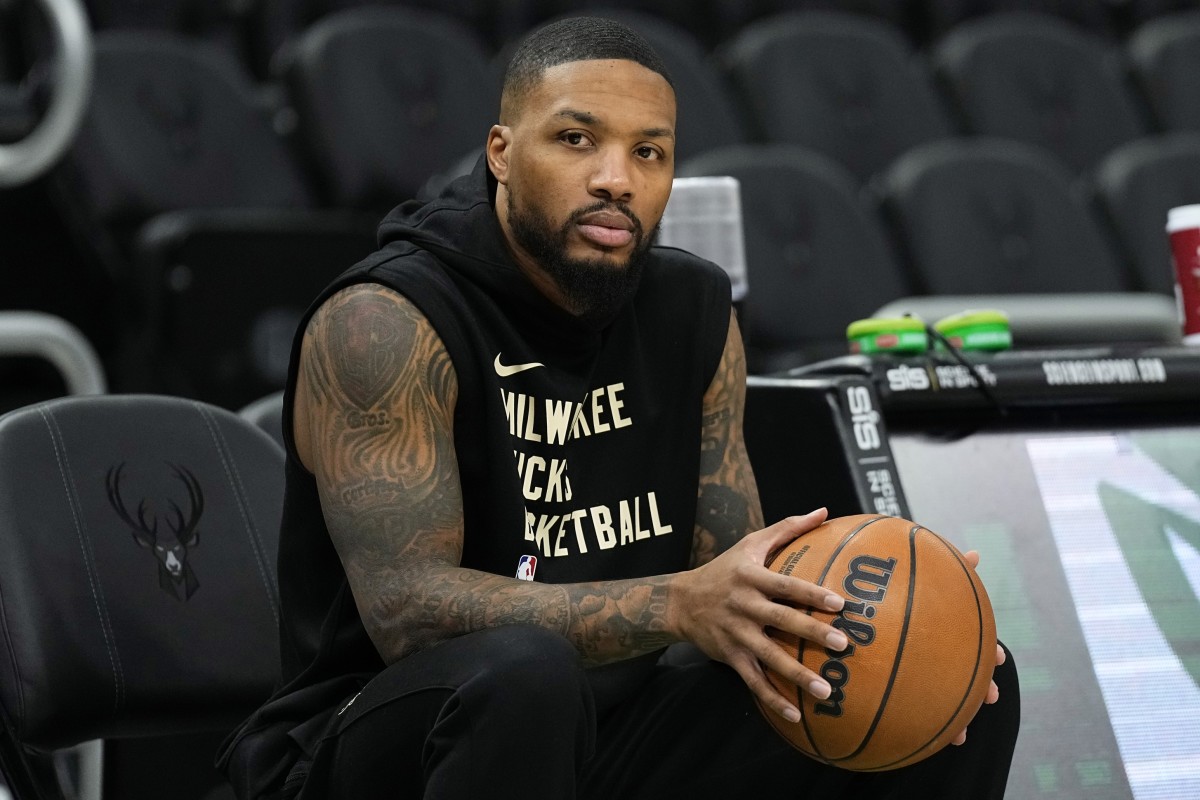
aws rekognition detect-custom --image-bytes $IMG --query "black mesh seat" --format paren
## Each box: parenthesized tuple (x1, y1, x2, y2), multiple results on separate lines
(1128, 11, 1200, 134)
(1093, 133, 1200, 295)
(718, 10, 953, 183)
(280, 5, 498, 210)
(0, 394, 283, 800)
(679, 144, 911, 373)
(877, 138, 1128, 294)
(932, 12, 1148, 173)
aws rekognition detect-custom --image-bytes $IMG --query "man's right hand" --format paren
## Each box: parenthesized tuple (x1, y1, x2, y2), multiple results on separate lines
(671, 508, 849, 724)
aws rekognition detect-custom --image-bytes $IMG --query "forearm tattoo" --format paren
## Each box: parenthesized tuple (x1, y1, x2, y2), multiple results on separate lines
(301, 284, 679, 665)
(692, 312, 764, 566)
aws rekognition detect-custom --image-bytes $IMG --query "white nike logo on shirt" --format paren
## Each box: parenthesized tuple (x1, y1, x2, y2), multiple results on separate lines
(494, 353, 545, 377)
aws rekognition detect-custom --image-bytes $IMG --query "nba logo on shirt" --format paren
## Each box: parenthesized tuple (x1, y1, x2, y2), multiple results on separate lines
(515, 555, 537, 581)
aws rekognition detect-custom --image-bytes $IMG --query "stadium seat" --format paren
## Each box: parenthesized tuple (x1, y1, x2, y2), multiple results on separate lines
(1093, 133, 1200, 295)
(84, 0, 257, 75)
(131, 208, 376, 409)
(876, 138, 1129, 295)
(713, 0, 909, 39)
(279, 5, 498, 211)
(63, 31, 315, 255)
(921, 0, 1116, 43)
(50, 31, 379, 404)
(0, 394, 283, 800)
(931, 12, 1148, 173)
(531, 8, 748, 166)
(718, 10, 953, 183)
(679, 144, 911, 373)
(239, 389, 286, 450)
(1127, 11, 1200, 134)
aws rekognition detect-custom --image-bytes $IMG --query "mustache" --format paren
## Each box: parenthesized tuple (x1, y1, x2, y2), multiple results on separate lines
(565, 201, 645, 238)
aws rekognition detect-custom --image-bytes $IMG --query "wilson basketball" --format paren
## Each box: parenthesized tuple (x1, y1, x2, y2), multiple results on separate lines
(758, 514, 997, 771)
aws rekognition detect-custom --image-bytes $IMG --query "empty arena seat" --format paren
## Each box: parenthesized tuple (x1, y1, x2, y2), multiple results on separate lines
(0, 394, 283, 800)
(1093, 133, 1200, 295)
(679, 144, 911, 373)
(85, 0, 257, 73)
(279, 5, 498, 210)
(133, 208, 377, 409)
(239, 389, 286, 449)
(48, 30, 381, 403)
(1127, 11, 1200, 134)
(718, 10, 953, 183)
(876, 138, 1128, 295)
(922, 0, 1116, 43)
(535, 8, 748, 166)
(65, 30, 315, 248)
(932, 12, 1148, 173)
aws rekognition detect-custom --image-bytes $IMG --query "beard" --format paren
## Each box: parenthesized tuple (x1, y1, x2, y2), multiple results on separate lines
(507, 192, 657, 326)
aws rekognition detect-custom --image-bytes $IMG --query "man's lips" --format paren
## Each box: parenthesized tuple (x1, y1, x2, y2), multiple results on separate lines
(576, 211, 636, 248)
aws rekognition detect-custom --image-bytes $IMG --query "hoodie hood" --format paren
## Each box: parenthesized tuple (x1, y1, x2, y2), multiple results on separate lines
(375, 155, 625, 339)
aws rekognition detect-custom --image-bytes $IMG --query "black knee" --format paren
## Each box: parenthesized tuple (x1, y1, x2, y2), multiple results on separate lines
(460, 624, 587, 711)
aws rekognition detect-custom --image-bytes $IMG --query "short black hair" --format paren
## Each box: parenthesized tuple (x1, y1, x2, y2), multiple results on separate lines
(501, 16, 673, 120)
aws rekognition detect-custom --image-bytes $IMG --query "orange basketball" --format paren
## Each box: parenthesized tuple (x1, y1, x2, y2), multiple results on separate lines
(757, 514, 997, 771)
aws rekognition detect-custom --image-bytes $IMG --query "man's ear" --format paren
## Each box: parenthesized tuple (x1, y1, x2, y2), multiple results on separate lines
(486, 125, 512, 185)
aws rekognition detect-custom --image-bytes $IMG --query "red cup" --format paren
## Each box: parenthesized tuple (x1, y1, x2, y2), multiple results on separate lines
(1167, 204, 1200, 345)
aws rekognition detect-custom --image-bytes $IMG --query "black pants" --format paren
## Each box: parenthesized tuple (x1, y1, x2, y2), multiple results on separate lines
(296, 626, 1020, 800)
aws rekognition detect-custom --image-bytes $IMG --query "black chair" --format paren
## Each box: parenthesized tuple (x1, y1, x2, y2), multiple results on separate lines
(712, 0, 909, 40)
(279, 5, 498, 211)
(679, 144, 911, 373)
(532, 8, 749, 166)
(56, 31, 379, 405)
(718, 10, 953, 183)
(1128, 11, 1200, 134)
(932, 12, 1148, 173)
(0, 394, 284, 800)
(239, 389, 286, 450)
(921, 0, 1117, 44)
(63, 31, 316, 259)
(1093, 133, 1200, 295)
(84, 0, 259, 77)
(876, 138, 1129, 295)
(132, 208, 377, 409)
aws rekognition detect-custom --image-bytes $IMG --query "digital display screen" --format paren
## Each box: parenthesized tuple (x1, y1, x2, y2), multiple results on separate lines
(892, 427, 1200, 800)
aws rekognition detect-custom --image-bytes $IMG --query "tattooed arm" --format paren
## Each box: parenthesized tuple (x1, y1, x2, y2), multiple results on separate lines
(294, 286, 847, 722)
(691, 310, 765, 568)
(294, 283, 678, 667)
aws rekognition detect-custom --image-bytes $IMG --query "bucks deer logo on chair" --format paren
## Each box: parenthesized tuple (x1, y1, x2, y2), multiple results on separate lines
(106, 463, 204, 601)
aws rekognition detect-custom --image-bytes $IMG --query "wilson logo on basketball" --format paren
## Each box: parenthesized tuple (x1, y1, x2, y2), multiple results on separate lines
(814, 555, 897, 718)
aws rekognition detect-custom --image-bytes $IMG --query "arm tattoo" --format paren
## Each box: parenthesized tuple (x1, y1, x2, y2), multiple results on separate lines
(301, 284, 681, 666)
(693, 311, 764, 566)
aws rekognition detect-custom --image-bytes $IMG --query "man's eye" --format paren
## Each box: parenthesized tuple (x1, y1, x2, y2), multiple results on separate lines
(563, 132, 586, 145)
(635, 146, 661, 160)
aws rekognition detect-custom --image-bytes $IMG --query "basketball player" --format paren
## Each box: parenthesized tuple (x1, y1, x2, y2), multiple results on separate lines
(219, 16, 1019, 799)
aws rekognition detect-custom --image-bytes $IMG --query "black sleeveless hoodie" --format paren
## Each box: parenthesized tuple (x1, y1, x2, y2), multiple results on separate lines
(219, 158, 731, 798)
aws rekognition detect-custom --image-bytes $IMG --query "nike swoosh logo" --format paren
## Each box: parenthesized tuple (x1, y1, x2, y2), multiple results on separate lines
(494, 353, 545, 377)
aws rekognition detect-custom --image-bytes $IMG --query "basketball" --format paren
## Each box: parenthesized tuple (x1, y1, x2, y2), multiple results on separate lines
(757, 514, 997, 771)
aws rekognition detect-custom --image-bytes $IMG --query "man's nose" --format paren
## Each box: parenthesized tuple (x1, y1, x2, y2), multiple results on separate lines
(587, 148, 634, 202)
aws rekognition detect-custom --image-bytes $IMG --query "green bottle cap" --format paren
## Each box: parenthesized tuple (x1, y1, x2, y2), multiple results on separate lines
(846, 316, 928, 354)
(933, 310, 1012, 351)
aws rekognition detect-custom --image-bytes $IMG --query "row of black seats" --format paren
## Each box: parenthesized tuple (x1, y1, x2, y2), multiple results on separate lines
(25, 0, 1200, 81)
(2, 6, 1199, 409)
(682, 134, 1199, 373)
